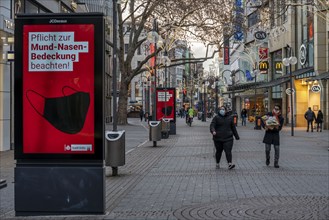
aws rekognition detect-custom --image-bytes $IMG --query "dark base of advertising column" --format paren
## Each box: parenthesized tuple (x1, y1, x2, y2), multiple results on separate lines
(14, 165, 105, 216)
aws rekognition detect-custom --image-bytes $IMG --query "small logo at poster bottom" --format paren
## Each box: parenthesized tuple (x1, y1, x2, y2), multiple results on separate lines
(64, 144, 92, 151)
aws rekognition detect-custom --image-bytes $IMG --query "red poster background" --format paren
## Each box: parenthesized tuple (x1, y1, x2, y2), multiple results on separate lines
(156, 88, 175, 121)
(23, 24, 94, 154)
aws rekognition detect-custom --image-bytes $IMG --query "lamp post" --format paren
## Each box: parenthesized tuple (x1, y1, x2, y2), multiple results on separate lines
(283, 45, 297, 136)
(202, 80, 207, 121)
(215, 78, 219, 114)
(253, 70, 259, 118)
(220, 69, 245, 113)
(112, 0, 118, 131)
(230, 70, 245, 112)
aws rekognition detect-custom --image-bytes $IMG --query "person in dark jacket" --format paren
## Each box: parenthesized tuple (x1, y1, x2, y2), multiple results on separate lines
(139, 109, 144, 122)
(261, 105, 284, 168)
(210, 106, 240, 169)
(241, 108, 247, 126)
(304, 107, 316, 132)
(316, 110, 323, 132)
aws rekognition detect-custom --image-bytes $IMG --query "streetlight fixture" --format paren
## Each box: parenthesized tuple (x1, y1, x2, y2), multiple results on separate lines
(229, 69, 245, 112)
(147, 19, 160, 121)
(202, 79, 210, 121)
(283, 45, 297, 136)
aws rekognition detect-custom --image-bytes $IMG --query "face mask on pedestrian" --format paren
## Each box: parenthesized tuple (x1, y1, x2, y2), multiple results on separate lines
(219, 109, 225, 116)
(272, 107, 280, 115)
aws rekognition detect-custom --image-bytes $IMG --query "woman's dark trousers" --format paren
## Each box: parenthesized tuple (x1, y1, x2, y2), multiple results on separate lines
(214, 140, 233, 164)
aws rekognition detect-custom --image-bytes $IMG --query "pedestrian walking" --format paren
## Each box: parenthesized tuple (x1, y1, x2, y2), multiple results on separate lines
(316, 110, 323, 132)
(144, 111, 149, 122)
(261, 105, 284, 168)
(210, 106, 240, 170)
(241, 108, 247, 126)
(139, 109, 144, 122)
(304, 107, 316, 132)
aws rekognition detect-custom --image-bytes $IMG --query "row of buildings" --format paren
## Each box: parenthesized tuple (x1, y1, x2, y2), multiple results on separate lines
(0, 0, 328, 151)
(211, 0, 328, 130)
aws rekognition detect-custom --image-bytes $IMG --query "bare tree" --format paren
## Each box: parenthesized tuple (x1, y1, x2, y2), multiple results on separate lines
(113, 0, 236, 124)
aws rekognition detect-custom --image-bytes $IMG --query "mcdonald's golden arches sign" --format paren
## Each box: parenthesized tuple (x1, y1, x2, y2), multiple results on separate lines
(259, 61, 269, 71)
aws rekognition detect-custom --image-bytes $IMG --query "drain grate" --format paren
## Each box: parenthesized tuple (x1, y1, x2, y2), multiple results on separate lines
(173, 196, 329, 220)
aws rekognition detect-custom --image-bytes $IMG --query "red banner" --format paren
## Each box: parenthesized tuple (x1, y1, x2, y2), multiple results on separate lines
(23, 24, 95, 154)
(156, 88, 175, 121)
(258, 47, 269, 60)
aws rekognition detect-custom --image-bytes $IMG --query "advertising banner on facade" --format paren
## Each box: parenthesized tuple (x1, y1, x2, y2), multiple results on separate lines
(15, 14, 104, 160)
(156, 88, 176, 121)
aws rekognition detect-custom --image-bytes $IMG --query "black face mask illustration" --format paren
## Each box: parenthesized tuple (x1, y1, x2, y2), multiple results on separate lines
(26, 86, 90, 134)
(161, 106, 172, 116)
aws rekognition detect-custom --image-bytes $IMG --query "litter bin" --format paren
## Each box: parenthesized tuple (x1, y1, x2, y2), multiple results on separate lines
(254, 116, 262, 130)
(105, 130, 125, 176)
(161, 118, 170, 139)
(233, 114, 238, 126)
(169, 120, 176, 135)
(149, 121, 161, 147)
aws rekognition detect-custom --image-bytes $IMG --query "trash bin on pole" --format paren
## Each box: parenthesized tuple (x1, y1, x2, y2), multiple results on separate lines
(254, 116, 262, 130)
(169, 120, 176, 135)
(149, 121, 161, 147)
(105, 130, 125, 176)
(161, 118, 170, 139)
(233, 114, 238, 126)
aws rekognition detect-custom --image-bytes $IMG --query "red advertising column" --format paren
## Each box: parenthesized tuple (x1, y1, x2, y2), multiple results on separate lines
(156, 88, 176, 121)
(14, 13, 105, 215)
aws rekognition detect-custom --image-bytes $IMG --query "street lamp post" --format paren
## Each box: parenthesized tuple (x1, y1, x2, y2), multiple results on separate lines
(215, 78, 219, 114)
(283, 45, 297, 136)
(152, 19, 158, 121)
(203, 81, 207, 121)
(254, 70, 258, 118)
(221, 69, 245, 113)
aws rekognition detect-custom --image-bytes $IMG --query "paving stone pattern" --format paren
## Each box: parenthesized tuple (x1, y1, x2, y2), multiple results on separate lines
(0, 118, 328, 220)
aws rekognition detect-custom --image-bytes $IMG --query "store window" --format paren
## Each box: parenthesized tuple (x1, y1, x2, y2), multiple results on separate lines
(25, 1, 39, 13)
(248, 11, 259, 27)
(25, 0, 50, 13)
(272, 50, 283, 79)
(272, 85, 282, 99)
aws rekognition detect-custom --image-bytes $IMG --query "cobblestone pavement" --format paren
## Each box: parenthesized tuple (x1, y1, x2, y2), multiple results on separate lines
(1, 117, 328, 219)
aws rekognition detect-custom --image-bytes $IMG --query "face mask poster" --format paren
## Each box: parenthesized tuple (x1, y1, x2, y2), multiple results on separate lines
(19, 21, 96, 156)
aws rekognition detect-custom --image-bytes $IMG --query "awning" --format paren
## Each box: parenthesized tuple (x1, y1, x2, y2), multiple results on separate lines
(305, 71, 329, 82)
(280, 67, 314, 79)
(256, 77, 290, 88)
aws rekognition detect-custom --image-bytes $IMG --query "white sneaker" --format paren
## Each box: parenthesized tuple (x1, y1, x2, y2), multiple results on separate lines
(228, 164, 235, 170)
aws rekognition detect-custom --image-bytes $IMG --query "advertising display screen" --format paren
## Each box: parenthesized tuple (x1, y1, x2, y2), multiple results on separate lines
(156, 88, 176, 121)
(14, 14, 104, 160)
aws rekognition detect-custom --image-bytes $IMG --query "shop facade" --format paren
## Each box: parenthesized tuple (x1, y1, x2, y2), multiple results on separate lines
(0, 1, 14, 151)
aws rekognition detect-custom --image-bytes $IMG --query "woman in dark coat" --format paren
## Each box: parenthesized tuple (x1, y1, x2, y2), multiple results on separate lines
(316, 110, 323, 132)
(210, 106, 240, 169)
(261, 104, 284, 168)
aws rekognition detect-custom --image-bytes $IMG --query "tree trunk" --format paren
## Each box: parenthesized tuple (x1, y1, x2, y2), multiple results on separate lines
(117, 81, 129, 125)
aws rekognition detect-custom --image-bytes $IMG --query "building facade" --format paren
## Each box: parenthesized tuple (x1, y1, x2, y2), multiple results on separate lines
(222, 0, 328, 130)
(0, 0, 88, 151)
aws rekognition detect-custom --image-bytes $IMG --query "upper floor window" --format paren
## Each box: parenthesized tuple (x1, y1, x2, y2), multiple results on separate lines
(248, 11, 259, 27)
(124, 44, 129, 54)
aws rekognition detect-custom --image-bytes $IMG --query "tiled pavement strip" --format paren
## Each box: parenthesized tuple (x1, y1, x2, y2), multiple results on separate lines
(0, 117, 328, 219)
